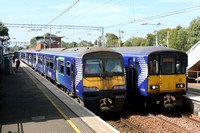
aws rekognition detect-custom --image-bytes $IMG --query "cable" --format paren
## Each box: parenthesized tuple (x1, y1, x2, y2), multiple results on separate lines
(105, 4, 200, 29)
(47, 0, 80, 25)
(68, 0, 113, 22)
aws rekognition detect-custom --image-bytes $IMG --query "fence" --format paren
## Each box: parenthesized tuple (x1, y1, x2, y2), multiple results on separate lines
(188, 70, 200, 85)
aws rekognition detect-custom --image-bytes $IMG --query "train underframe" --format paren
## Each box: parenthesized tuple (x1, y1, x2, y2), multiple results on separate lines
(126, 90, 186, 110)
(83, 90, 125, 113)
(148, 91, 186, 109)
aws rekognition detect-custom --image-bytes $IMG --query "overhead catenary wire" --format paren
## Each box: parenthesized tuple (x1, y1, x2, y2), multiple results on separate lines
(105, 4, 200, 29)
(47, 0, 80, 25)
(71, 0, 113, 21)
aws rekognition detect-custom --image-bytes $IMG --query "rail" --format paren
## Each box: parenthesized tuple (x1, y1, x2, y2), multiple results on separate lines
(188, 70, 200, 85)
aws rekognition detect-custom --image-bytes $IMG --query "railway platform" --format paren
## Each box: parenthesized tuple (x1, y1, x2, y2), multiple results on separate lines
(0, 62, 119, 133)
(184, 83, 200, 116)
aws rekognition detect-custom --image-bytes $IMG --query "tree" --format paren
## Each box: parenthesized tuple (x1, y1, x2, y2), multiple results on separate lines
(95, 36, 103, 46)
(0, 21, 9, 36)
(105, 33, 118, 47)
(61, 41, 73, 48)
(78, 40, 88, 47)
(187, 17, 200, 50)
(146, 34, 154, 46)
(169, 26, 188, 51)
(30, 38, 37, 47)
(124, 36, 147, 46)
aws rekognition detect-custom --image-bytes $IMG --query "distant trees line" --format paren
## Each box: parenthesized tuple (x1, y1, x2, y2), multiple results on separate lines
(104, 16, 200, 52)
(61, 16, 200, 52)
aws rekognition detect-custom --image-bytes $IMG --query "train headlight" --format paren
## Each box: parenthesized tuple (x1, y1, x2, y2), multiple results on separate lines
(150, 85, 159, 90)
(176, 83, 185, 88)
(83, 87, 99, 92)
(112, 85, 125, 90)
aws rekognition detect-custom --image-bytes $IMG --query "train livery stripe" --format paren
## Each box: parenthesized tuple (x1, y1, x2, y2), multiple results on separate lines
(58, 57, 65, 60)
(28, 71, 81, 133)
(75, 58, 83, 88)
(138, 57, 148, 86)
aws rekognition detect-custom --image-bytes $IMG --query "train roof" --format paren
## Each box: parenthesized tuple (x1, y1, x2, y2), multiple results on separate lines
(19, 47, 118, 57)
(111, 46, 186, 56)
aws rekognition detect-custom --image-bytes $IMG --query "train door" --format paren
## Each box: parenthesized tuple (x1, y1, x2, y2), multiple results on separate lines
(127, 58, 134, 90)
(28, 54, 31, 65)
(55, 58, 59, 82)
(71, 60, 76, 95)
(43, 55, 45, 74)
(126, 58, 139, 104)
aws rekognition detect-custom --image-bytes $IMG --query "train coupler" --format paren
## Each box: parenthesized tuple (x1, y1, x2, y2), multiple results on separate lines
(100, 98, 113, 112)
(163, 94, 176, 108)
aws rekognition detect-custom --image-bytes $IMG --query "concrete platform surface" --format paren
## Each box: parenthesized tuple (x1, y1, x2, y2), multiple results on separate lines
(0, 62, 119, 133)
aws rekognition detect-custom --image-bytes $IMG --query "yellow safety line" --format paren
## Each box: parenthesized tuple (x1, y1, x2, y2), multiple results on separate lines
(25, 67, 81, 133)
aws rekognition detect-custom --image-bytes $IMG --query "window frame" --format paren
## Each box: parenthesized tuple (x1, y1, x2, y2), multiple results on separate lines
(66, 61, 71, 76)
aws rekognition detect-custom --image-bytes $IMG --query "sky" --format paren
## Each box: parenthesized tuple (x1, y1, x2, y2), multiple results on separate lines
(1, 0, 200, 47)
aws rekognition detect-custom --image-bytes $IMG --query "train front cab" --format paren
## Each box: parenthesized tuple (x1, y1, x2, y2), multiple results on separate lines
(147, 52, 187, 108)
(82, 51, 126, 112)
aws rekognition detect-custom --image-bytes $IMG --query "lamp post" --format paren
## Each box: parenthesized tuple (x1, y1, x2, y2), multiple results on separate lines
(141, 22, 162, 46)
(118, 30, 124, 47)
(87, 33, 91, 48)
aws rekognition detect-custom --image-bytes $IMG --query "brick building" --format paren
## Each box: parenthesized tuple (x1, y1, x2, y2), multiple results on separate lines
(29, 36, 63, 50)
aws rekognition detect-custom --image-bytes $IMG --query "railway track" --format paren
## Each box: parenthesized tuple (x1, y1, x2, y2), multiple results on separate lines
(148, 113, 190, 133)
(120, 118, 144, 133)
(104, 107, 200, 133)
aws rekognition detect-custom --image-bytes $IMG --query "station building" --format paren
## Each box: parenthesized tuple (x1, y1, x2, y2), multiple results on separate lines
(29, 36, 63, 50)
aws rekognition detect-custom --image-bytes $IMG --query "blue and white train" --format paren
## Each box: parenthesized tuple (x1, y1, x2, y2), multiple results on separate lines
(112, 46, 188, 109)
(18, 47, 126, 112)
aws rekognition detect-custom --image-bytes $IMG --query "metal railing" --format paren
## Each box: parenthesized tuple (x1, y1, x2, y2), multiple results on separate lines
(188, 70, 200, 85)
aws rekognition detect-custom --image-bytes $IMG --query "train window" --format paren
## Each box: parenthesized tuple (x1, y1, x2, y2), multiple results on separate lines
(176, 55, 186, 74)
(161, 57, 175, 74)
(84, 59, 102, 74)
(105, 59, 123, 73)
(33, 55, 36, 62)
(38, 56, 42, 65)
(25, 54, 28, 60)
(46, 58, 50, 67)
(49, 59, 54, 69)
(60, 60, 64, 74)
(66, 61, 71, 76)
(149, 59, 159, 75)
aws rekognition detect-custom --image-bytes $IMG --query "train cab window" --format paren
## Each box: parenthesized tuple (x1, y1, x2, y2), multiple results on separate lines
(60, 60, 64, 74)
(105, 59, 123, 73)
(49, 59, 54, 69)
(161, 57, 175, 74)
(149, 59, 159, 75)
(84, 59, 102, 74)
(66, 61, 71, 76)
(176, 55, 186, 74)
